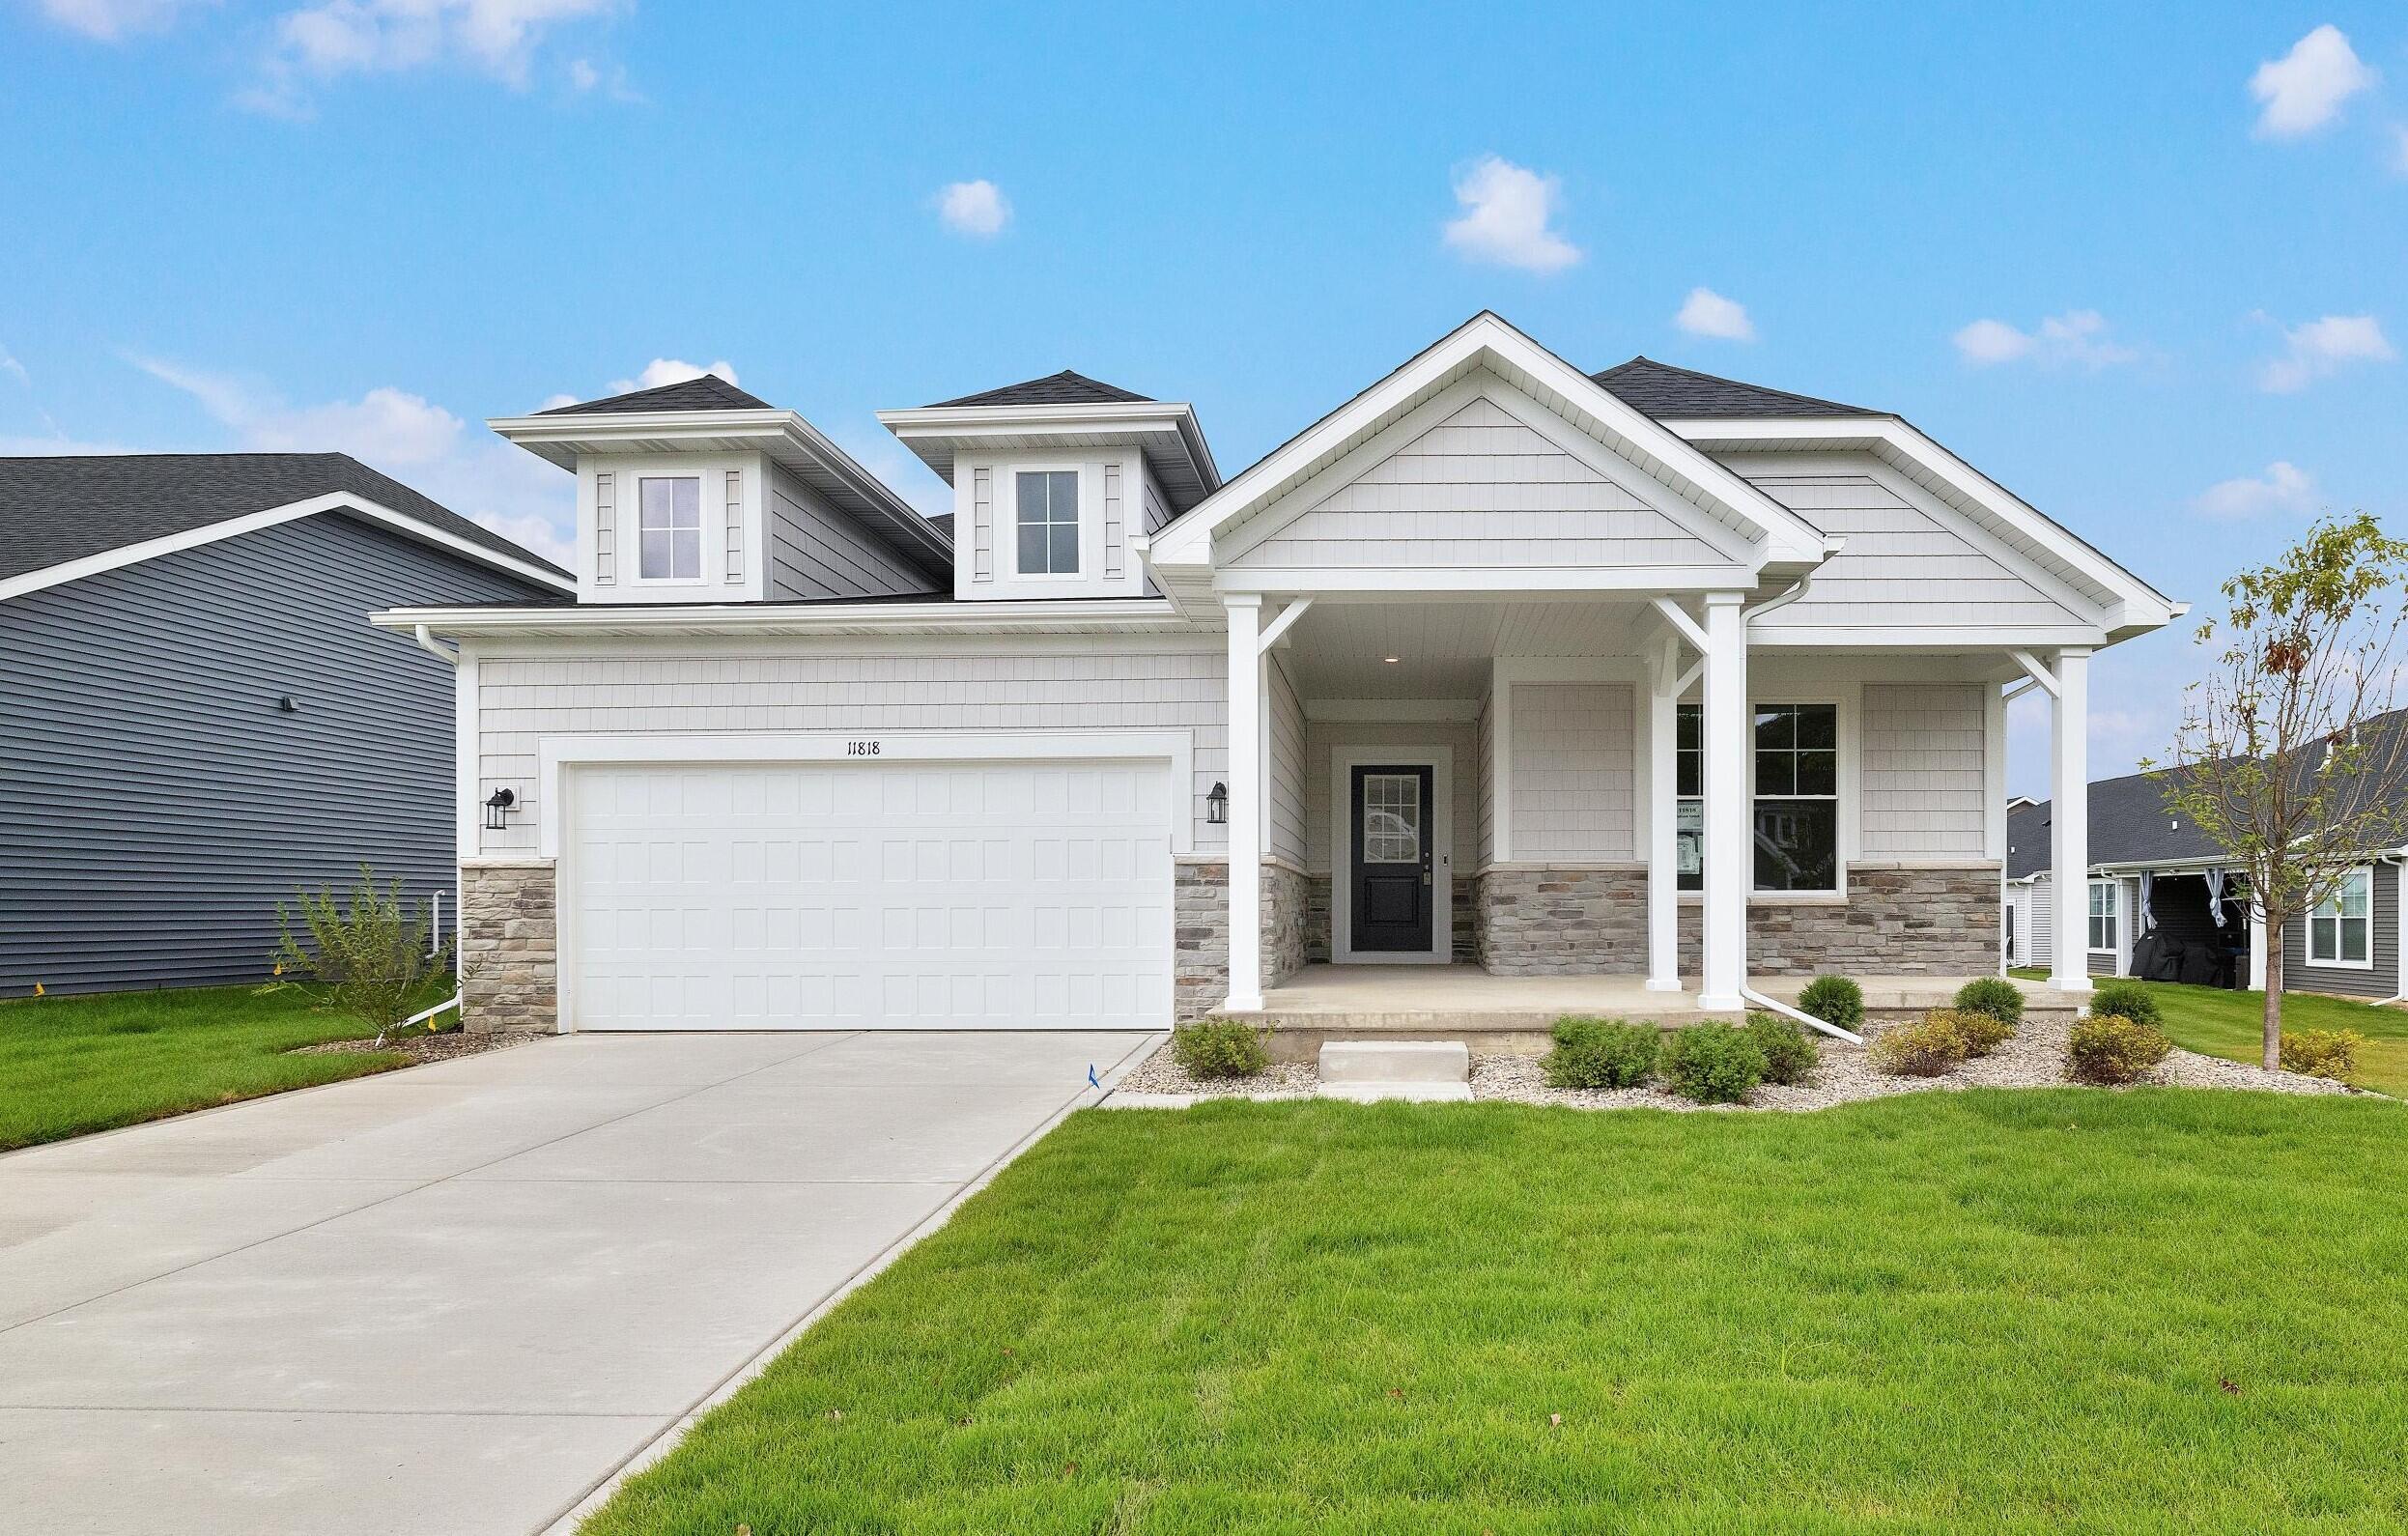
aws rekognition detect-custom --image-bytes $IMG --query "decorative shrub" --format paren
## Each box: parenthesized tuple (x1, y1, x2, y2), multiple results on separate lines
(272, 866, 451, 1048)
(1868, 1014, 1968, 1077)
(1657, 1022, 1767, 1104)
(1796, 976, 1865, 1033)
(1929, 1006, 2014, 1059)
(2279, 1029, 2365, 1082)
(1544, 1016, 1659, 1090)
(2087, 981, 2162, 1030)
(1951, 976, 2026, 1027)
(1743, 1013, 1819, 1086)
(1171, 1018, 1270, 1080)
(2066, 1014, 2171, 1086)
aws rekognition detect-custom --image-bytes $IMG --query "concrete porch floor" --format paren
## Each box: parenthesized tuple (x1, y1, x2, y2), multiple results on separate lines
(1233, 964, 2081, 1058)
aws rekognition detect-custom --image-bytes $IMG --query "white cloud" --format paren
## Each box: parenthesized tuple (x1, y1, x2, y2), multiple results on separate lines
(35, 0, 209, 41)
(241, 0, 622, 116)
(602, 357, 740, 395)
(1673, 287, 1755, 342)
(2194, 461, 2319, 519)
(536, 391, 580, 411)
(2258, 313, 2395, 392)
(565, 54, 637, 101)
(1441, 156, 1580, 273)
(935, 180, 1010, 238)
(127, 353, 575, 567)
(0, 345, 28, 388)
(1952, 309, 2137, 369)
(2251, 25, 2378, 138)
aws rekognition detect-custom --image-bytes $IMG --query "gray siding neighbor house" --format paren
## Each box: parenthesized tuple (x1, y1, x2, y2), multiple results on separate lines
(1, 454, 572, 994)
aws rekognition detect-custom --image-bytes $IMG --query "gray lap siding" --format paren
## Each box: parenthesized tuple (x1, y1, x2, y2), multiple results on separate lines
(2281, 861, 2401, 1000)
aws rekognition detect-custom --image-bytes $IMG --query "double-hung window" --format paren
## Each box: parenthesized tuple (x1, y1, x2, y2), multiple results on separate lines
(637, 476, 702, 582)
(1015, 469, 1080, 576)
(1752, 703, 1837, 893)
(2087, 880, 2119, 953)
(2309, 868, 2373, 966)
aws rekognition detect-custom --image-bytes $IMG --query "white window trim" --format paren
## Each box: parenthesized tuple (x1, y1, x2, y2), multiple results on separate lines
(1329, 743, 1453, 966)
(631, 473, 710, 587)
(1746, 693, 1851, 898)
(2086, 878, 2121, 956)
(2308, 865, 2377, 970)
(998, 458, 1098, 593)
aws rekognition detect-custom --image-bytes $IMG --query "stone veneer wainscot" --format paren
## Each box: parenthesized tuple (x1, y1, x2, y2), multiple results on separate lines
(460, 857, 557, 1035)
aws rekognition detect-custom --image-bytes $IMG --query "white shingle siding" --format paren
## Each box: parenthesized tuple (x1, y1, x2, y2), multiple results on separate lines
(1860, 683, 1988, 859)
(1743, 473, 2086, 632)
(1236, 396, 1724, 570)
(1267, 656, 1307, 866)
(473, 643, 1227, 856)
(1510, 683, 1635, 861)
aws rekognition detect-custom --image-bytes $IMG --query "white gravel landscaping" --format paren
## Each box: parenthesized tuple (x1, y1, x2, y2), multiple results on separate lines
(1111, 1016, 2363, 1111)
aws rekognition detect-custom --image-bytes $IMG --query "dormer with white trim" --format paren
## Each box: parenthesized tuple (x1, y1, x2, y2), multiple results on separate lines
(491, 374, 953, 606)
(877, 371, 1220, 602)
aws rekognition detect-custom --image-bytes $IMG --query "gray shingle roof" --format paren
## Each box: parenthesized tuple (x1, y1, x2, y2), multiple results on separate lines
(0, 453, 569, 583)
(1589, 356, 1876, 419)
(537, 374, 771, 414)
(926, 513, 954, 542)
(924, 370, 1152, 409)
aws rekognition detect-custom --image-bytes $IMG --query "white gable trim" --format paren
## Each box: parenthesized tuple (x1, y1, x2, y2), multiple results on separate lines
(1215, 372, 1763, 574)
(1149, 312, 1829, 571)
(1666, 416, 2177, 636)
(0, 492, 575, 604)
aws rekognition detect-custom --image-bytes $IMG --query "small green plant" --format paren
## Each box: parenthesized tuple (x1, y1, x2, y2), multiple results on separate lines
(1868, 1014, 1968, 1078)
(1951, 976, 2026, 1027)
(1743, 1013, 1819, 1086)
(1544, 1016, 1658, 1090)
(2279, 1029, 2364, 1082)
(1171, 1018, 1271, 1079)
(1929, 1006, 2013, 1059)
(1657, 1022, 1767, 1104)
(2067, 1014, 2172, 1086)
(1796, 975, 1865, 1032)
(2087, 981, 2162, 1029)
(272, 867, 450, 1048)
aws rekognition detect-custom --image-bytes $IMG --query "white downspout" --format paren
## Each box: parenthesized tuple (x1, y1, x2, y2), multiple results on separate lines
(410, 623, 466, 1029)
(1727, 561, 1864, 1043)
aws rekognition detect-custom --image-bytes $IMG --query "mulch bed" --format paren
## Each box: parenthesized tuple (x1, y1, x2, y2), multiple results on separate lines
(289, 1031, 530, 1067)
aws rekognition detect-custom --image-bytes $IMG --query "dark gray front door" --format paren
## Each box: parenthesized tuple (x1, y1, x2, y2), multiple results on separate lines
(1350, 765, 1433, 953)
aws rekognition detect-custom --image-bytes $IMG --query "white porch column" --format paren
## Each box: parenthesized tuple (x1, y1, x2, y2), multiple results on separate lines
(1697, 593, 1748, 1010)
(2048, 646, 2093, 993)
(2248, 904, 2267, 990)
(1224, 595, 1264, 1012)
(1645, 638, 1682, 990)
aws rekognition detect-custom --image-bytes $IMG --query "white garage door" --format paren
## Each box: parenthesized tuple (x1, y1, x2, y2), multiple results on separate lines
(565, 758, 1175, 1031)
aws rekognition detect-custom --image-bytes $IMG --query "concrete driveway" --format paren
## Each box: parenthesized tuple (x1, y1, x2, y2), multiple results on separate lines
(0, 1029, 1155, 1535)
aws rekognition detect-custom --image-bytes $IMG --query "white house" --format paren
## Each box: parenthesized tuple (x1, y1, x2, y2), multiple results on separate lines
(377, 313, 2177, 1034)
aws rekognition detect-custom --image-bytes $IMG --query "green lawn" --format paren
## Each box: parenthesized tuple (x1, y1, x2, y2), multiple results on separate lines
(0, 981, 443, 1151)
(586, 1092, 2408, 1535)
(2014, 970, 2408, 1096)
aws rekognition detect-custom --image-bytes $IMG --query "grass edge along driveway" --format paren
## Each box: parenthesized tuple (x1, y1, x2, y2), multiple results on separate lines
(0, 982, 428, 1151)
(583, 1090, 2408, 1535)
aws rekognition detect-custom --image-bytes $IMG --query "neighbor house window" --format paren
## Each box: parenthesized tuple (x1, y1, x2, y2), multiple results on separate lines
(1015, 469, 1079, 575)
(2087, 880, 2119, 953)
(1676, 702, 1703, 891)
(2309, 868, 2373, 966)
(1753, 703, 1837, 893)
(637, 476, 702, 581)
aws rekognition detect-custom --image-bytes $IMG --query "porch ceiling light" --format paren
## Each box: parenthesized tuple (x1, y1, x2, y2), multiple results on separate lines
(1383, 655, 1401, 663)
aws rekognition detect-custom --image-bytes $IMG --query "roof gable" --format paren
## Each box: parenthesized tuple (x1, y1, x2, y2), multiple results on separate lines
(1591, 356, 1875, 419)
(925, 370, 1151, 409)
(538, 374, 771, 414)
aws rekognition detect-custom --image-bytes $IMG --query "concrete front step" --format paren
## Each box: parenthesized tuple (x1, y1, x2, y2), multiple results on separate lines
(1317, 1039, 1473, 1101)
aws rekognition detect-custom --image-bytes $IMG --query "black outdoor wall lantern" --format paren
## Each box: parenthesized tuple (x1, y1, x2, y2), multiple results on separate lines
(484, 787, 517, 831)
(1206, 782, 1228, 824)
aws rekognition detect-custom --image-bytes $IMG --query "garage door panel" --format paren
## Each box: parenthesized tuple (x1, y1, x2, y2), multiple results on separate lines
(568, 759, 1174, 1031)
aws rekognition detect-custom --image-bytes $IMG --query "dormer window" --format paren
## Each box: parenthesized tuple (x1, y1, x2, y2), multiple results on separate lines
(1015, 470, 1080, 576)
(637, 476, 703, 582)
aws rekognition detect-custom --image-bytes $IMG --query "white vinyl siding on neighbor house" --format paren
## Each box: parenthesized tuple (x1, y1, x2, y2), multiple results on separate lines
(2009, 880, 2054, 969)
(1266, 656, 1308, 867)
(1742, 469, 2088, 633)
(1859, 684, 1988, 858)
(765, 464, 934, 602)
(1233, 395, 1726, 571)
(473, 642, 1228, 857)
(1510, 683, 1634, 861)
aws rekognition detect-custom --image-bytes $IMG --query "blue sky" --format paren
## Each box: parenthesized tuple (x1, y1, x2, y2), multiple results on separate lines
(4, 2, 2403, 796)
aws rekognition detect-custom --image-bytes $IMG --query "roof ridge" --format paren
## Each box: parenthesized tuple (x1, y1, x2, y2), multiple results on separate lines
(1589, 355, 1874, 417)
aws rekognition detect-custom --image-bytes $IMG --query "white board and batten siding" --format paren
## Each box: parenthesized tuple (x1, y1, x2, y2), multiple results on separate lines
(568, 758, 1172, 1030)
(1232, 397, 1728, 572)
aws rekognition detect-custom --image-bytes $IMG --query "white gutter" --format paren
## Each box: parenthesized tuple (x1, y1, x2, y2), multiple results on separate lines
(374, 596, 1189, 640)
(411, 622, 460, 664)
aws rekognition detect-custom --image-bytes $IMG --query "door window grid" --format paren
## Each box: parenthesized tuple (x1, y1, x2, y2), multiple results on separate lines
(1361, 773, 1422, 864)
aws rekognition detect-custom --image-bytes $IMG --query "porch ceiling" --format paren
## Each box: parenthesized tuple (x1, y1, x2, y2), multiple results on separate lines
(1276, 598, 1653, 697)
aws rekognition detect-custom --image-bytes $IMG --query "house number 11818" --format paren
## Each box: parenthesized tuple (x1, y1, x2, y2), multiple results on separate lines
(846, 740, 882, 756)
